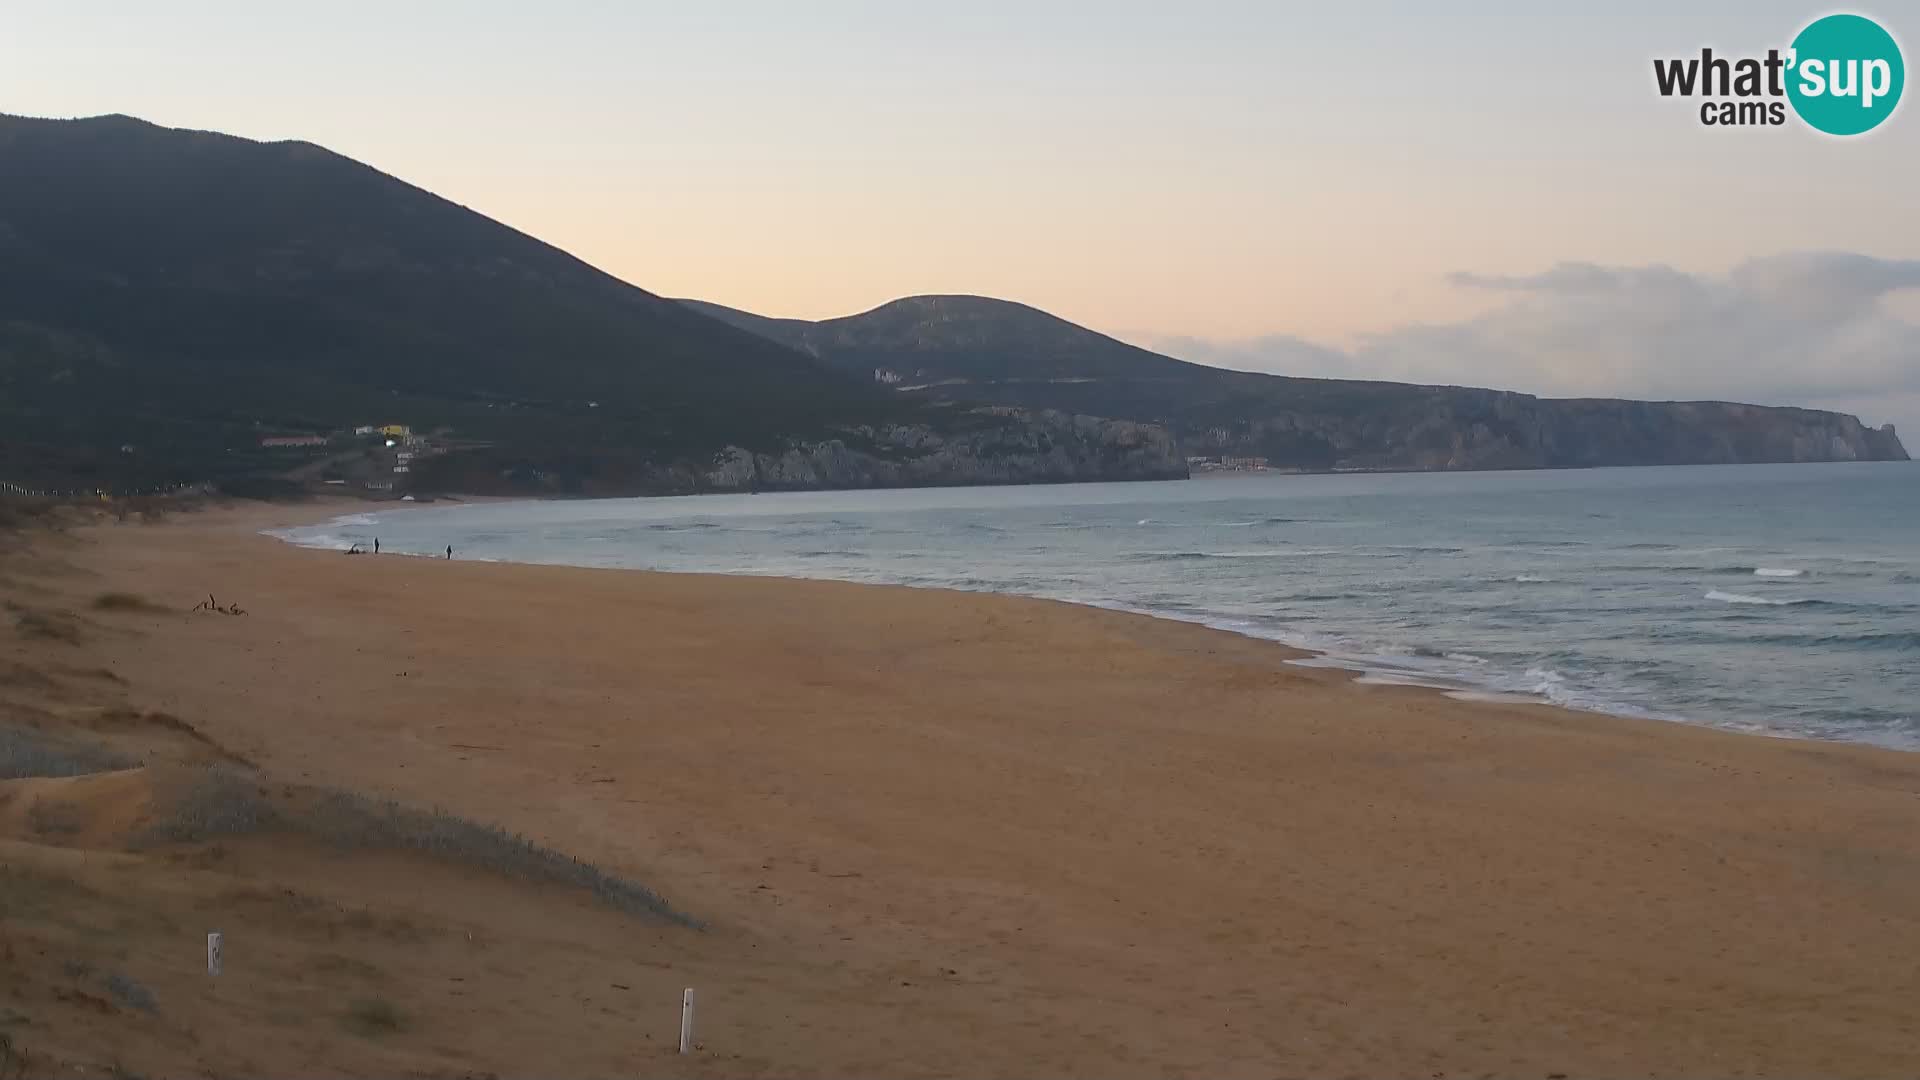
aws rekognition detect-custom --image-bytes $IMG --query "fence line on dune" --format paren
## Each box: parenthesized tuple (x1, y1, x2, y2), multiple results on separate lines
(0, 478, 214, 499)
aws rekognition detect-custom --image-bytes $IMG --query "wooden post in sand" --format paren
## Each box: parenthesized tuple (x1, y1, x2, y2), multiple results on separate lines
(679, 988, 696, 1054)
(207, 932, 223, 976)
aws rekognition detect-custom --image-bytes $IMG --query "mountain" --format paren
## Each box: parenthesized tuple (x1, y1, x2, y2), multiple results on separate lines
(0, 115, 1183, 495)
(683, 296, 1910, 470)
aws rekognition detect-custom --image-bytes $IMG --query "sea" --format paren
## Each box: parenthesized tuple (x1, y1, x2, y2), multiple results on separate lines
(272, 461, 1920, 750)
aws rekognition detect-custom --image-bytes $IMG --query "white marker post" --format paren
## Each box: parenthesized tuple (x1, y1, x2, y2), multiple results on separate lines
(678, 988, 696, 1054)
(206, 932, 223, 976)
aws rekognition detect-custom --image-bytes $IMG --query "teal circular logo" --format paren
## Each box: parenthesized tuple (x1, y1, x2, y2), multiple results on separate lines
(1787, 14, 1905, 135)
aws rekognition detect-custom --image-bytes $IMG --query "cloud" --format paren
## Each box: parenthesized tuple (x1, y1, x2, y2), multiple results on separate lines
(1146, 252, 1920, 436)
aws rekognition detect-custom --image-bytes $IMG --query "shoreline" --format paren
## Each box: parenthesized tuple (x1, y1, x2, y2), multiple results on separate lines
(264, 495, 1881, 754)
(259, 499, 1614, 722)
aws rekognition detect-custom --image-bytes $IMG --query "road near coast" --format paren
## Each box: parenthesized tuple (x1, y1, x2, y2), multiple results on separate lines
(6, 500, 1920, 1078)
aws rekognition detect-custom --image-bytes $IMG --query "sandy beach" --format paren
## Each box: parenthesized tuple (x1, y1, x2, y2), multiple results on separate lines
(6, 499, 1920, 1078)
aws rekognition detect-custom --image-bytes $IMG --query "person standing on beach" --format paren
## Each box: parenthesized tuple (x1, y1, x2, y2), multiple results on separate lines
(446, 544, 453, 560)
(374, 538, 380, 555)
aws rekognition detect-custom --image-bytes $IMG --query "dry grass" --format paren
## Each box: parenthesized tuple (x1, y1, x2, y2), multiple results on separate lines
(140, 768, 696, 925)
(27, 800, 86, 838)
(0, 659, 59, 693)
(101, 972, 158, 1015)
(9, 607, 82, 645)
(340, 996, 406, 1037)
(89, 709, 250, 766)
(0, 1028, 22, 1080)
(52, 665, 124, 684)
(0, 497, 61, 533)
(90, 592, 168, 614)
(0, 725, 138, 780)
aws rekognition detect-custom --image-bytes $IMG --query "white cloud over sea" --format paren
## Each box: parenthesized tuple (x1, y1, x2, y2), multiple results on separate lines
(1143, 252, 1920, 440)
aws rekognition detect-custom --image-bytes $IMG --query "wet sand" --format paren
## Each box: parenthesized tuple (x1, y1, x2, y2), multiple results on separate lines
(9, 499, 1920, 1077)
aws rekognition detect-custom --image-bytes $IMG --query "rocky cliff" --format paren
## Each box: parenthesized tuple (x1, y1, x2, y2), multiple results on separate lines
(687, 296, 1911, 472)
(1182, 386, 1912, 470)
(703, 410, 1187, 490)
(415, 409, 1188, 496)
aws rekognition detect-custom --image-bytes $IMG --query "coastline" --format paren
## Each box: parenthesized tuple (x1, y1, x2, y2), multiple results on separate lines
(264, 494, 1882, 751)
(11, 499, 1920, 1076)
(266, 500, 1606, 724)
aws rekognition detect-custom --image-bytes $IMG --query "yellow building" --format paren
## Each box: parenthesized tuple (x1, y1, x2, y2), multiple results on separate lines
(379, 424, 411, 438)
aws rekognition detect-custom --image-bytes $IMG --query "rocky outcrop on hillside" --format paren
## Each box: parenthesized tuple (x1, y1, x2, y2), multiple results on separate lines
(416, 409, 1187, 496)
(1182, 388, 1910, 471)
(699, 409, 1187, 491)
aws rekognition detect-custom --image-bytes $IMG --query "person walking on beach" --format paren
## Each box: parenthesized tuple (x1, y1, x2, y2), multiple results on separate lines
(446, 544, 453, 560)
(374, 538, 380, 555)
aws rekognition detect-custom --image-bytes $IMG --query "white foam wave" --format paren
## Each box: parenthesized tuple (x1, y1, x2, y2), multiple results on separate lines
(1514, 574, 1555, 583)
(270, 529, 352, 550)
(1706, 589, 1789, 606)
(1446, 689, 1545, 705)
(1753, 567, 1804, 578)
(1355, 670, 1461, 690)
(1524, 666, 1567, 693)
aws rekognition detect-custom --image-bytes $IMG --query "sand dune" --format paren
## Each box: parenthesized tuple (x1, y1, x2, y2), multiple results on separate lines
(4, 500, 1920, 1077)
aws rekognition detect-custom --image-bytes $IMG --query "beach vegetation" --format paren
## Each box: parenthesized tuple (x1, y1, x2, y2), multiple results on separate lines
(10, 606, 83, 644)
(341, 996, 406, 1037)
(0, 1029, 22, 1080)
(0, 659, 58, 692)
(91, 591, 168, 613)
(139, 768, 697, 925)
(0, 725, 137, 780)
(101, 972, 158, 1014)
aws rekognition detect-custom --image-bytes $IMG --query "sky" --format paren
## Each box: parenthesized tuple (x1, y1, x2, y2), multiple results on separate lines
(5, 1, 1918, 434)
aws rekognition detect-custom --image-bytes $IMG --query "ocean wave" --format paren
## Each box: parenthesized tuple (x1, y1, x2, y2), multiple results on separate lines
(1524, 666, 1566, 686)
(1513, 574, 1556, 583)
(1728, 630, 1920, 651)
(1407, 646, 1490, 665)
(273, 529, 351, 550)
(1753, 567, 1804, 578)
(1705, 590, 1791, 606)
(1135, 549, 1326, 561)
